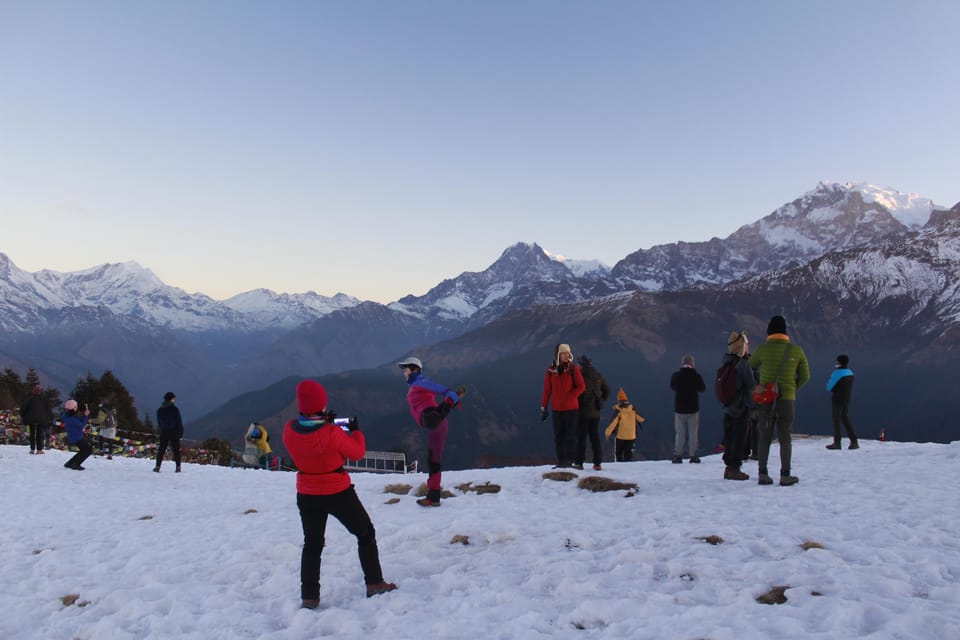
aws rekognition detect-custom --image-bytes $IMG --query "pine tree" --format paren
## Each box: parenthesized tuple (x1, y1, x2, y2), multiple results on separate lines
(69, 370, 148, 433)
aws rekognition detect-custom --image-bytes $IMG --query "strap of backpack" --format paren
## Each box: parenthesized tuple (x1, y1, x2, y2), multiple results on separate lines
(772, 344, 791, 383)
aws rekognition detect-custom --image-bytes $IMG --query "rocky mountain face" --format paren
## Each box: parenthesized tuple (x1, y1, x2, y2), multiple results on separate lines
(609, 181, 939, 291)
(1, 182, 955, 425)
(192, 204, 960, 468)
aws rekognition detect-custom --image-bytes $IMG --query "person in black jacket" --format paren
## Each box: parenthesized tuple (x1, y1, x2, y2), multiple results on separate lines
(574, 356, 611, 470)
(721, 332, 756, 480)
(154, 391, 184, 473)
(20, 384, 52, 454)
(825, 354, 858, 450)
(670, 354, 706, 463)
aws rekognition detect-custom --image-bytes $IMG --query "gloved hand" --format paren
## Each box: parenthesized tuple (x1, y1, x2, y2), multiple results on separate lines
(348, 417, 360, 432)
(539, 407, 549, 422)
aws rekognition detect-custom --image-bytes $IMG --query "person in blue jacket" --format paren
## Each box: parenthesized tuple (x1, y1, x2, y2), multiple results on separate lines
(825, 354, 858, 450)
(62, 399, 92, 470)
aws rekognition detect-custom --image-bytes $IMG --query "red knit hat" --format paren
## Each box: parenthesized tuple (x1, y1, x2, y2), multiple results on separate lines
(296, 380, 328, 415)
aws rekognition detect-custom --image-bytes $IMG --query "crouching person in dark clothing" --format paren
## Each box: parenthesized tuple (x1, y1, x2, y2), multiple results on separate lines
(283, 379, 397, 609)
(62, 400, 92, 470)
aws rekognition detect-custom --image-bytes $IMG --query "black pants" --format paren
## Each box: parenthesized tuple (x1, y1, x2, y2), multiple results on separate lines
(296, 487, 385, 600)
(551, 410, 578, 466)
(156, 432, 181, 467)
(575, 415, 602, 466)
(99, 436, 115, 457)
(28, 424, 46, 452)
(615, 439, 634, 462)
(832, 402, 857, 444)
(722, 410, 748, 469)
(66, 438, 93, 468)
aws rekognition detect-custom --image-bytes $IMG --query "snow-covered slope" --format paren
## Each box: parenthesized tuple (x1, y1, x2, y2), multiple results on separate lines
(2, 439, 958, 639)
(611, 181, 945, 291)
(0, 256, 361, 333)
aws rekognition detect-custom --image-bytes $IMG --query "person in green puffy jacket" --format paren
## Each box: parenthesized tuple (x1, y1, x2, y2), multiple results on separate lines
(748, 315, 810, 487)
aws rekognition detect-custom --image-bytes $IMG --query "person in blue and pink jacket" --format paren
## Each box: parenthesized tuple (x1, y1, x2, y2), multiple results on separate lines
(397, 357, 466, 508)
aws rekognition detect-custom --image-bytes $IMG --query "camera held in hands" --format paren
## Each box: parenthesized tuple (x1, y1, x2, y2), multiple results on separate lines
(332, 416, 359, 432)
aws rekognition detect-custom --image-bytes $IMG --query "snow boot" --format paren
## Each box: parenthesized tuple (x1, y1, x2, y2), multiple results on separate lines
(825, 443, 841, 450)
(366, 582, 398, 598)
(689, 456, 701, 464)
(758, 473, 773, 485)
(724, 467, 749, 481)
(848, 441, 859, 450)
(779, 475, 799, 486)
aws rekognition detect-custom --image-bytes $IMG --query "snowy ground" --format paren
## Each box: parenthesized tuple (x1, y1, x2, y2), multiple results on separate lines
(2, 437, 958, 640)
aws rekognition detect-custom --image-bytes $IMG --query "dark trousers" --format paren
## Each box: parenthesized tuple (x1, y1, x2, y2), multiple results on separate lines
(552, 409, 578, 466)
(66, 438, 93, 468)
(743, 413, 758, 458)
(722, 410, 748, 469)
(155, 432, 181, 467)
(615, 438, 634, 462)
(831, 402, 858, 444)
(28, 424, 46, 452)
(296, 487, 385, 600)
(757, 400, 795, 476)
(98, 436, 115, 457)
(575, 416, 603, 466)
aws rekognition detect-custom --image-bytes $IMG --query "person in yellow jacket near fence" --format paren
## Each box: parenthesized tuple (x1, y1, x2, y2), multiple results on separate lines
(244, 422, 272, 468)
(605, 388, 645, 462)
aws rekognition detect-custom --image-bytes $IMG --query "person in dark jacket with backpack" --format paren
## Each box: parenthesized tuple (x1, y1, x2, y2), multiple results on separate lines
(825, 354, 858, 450)
(20, 384, 52, 455)
(154, 391, 183, 473)
(574, 355, 611, 470)
(670, 354, 706, 463)
(720, 331, 756, 480)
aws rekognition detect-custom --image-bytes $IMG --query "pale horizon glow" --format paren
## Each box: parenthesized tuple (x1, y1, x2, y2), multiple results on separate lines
(1, 1, 958, 303)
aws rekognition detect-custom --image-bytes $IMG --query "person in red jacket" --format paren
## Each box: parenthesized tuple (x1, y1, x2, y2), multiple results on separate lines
(282, 380, 397, 609)
(540, 343, 586, 468)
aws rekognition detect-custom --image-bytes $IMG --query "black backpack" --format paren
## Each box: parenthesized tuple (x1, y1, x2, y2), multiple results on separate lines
(715, 357, 740, 406)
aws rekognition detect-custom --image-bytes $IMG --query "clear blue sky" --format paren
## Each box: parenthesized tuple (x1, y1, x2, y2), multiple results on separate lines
(2, 0, 957, 303)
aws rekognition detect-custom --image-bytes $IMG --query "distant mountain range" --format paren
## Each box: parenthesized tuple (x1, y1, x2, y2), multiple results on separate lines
(2, 181, 958, 466)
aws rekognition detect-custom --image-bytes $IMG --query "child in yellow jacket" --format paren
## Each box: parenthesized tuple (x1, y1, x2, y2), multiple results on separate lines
(605, 388, 645, 462)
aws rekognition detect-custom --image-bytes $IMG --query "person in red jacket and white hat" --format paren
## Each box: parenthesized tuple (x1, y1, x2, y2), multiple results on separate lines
(282, 380, 396, 608)
(540, 343, 586, 468)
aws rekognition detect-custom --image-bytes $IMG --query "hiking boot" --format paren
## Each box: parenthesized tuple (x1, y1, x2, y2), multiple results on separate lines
(175, 465, 182, 473)
(416, 497, 441, 507)
(37, 450, 45, 455)
(779, 475, 799, 486)
(724, 467, 749, 481)
(671, 456, 682, 464)
(689, 456, 701, 464)
(593, 464, 602, 471)
(848, 442, 859, 450)
(153, 466, 161, 473)
(571, 463, 584, 470)
(825, 443, 841, 450)
(72, 465, 85, 471)
(758, 473, 773, 485)
(366, 582, 397, 598)
(301, 599, 319, 609)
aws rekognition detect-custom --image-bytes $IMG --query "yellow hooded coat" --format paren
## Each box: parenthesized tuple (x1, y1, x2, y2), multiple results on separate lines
(605, 401, 644, 440)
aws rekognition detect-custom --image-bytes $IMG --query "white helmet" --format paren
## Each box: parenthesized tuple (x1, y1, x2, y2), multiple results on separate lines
(397, 356, 423, 370)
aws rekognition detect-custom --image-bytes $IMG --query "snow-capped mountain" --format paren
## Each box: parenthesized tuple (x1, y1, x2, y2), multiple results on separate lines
(387, 242, 617, 329)
(222, 289, 360, 330)
(610, 181, 944, 291)
(0, 256, 361, 333)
